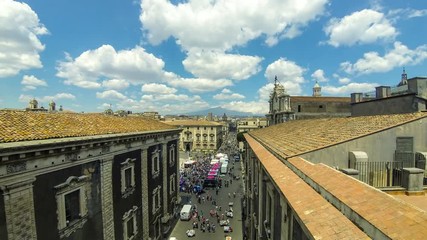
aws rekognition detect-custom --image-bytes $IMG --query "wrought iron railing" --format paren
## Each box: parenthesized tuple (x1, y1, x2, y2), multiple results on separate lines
(355, 161, 414, 188)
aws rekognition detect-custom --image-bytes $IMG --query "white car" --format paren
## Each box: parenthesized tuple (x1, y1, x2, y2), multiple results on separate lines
(219, 219, 230, 226)
(224, 226, 233, 233)
(186, 229, 196, 237)
(226, 211, 233, 218)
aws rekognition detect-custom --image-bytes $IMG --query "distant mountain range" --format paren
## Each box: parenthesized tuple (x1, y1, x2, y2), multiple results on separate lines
(184, 107, 260, 117)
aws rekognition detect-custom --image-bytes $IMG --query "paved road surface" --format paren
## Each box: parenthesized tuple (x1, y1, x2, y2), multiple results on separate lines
(169, 152, 243, 240)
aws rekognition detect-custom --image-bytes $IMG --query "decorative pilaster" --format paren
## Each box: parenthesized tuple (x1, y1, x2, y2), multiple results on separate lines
(175, 144, 180, 212)
(162, 143, 168, 216)
(1, 177, 37, 240)
(100, 157, 115, 240)
(141, 148, 149, 238)
(258, 169, 264, 238)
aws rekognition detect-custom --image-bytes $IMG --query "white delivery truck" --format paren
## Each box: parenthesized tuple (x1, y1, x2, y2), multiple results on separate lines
(180, 204, 193, 220)
(221, 162, 228, 174)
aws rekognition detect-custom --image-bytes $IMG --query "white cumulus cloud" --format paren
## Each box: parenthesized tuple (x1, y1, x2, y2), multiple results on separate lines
(322, 82, 378, 95)
(338, 77, 351, 84)
(213, 89, 245, 100)
(340, 42, 427, 75)
(183, 50, 262, 80)
(222, 101, 268, 115)
(324, 9, 397, 47)
(311, 69, 328, 82)
(21, 75, 47, 91)
(168, 77, 233, 93)
(41, 93, 76, 102)
(96, 90, 127, 101)
(57, 45, 166, 88)
(19, 93, 75, 104)
(258, 83, 275, 101)
(140, 0, 328, 51)
(141, 83, 177, 94)
(0, 0, 48, 77)
(139, 93, 209, 114)
(388, 8, 427, 20)
(264, 58, 306, 94)
(102, 79, 130, 90)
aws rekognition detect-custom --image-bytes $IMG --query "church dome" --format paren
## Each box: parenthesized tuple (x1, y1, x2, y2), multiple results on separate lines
(30, 98, 38, 105)
(314, 82, 320, 88)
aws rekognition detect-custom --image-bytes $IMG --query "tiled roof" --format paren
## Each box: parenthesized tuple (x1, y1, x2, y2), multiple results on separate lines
(288, 156, 427, 239)
(249, 112, 427, 158)
(0, 110, 178, 143)
(291, 96, 351, 103)
(164, 120, 222, 126)
(245, 134, 370, 239)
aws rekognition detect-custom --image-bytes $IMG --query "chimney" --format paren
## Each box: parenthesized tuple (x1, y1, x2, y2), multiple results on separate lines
(351, 93, 363, 103)
(375, 86, 391, 99)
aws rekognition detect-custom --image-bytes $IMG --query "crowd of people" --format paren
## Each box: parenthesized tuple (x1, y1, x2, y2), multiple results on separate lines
(179, 133, 241, 237)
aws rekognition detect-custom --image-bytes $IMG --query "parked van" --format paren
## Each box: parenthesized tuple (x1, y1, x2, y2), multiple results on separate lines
(180, 204, 193, 220)
(221, 163, 228, 174)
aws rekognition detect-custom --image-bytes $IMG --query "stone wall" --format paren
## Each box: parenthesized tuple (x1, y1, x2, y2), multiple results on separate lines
(100, 157, 115, 240)
(1, 178, 37, 240)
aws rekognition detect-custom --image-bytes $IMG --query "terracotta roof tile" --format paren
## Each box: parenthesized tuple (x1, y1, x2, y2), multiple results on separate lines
(245, 134, 370, 239)
(288, 157, 427, 240)
(249, 112, 427, 158)
(0, 110, 178, 143)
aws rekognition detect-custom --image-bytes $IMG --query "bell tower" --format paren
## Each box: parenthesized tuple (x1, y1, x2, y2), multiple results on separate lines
(313, 81, 321, 97)
(398, 68, 408, 86)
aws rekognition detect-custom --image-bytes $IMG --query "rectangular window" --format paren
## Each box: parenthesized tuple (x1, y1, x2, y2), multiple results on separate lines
(169, 146, 175, 166)
(127, 218, 134, 238)
(123, 206, 138, 240)
(152, 149, 161, 177)
(152, 187, 161, 213)
(169, 174, 176, 194)
(153, 156, 159, 172)
(121, 158, 136, 197)
(55, 176, 89, 233)
(124, 168, 132, 189)
(65, 189, 81, 224)
(211, 127, 213, 130)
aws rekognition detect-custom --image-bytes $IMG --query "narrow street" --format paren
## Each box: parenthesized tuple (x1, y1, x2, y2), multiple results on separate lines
(169, 133, 244, 240)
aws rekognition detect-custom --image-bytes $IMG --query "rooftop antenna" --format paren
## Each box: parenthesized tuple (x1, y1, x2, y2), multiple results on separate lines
(274, 75, 278, 86)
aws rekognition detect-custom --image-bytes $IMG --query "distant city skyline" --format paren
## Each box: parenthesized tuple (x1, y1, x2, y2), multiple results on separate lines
(0, 0, 426, 115)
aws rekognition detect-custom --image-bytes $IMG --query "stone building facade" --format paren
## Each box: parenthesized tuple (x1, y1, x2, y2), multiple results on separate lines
(243, 112, 427, 239)
(351, 71, 427, 116)
(0, 110, 181, 240)
(289, 96, 351, 120)
(266, 77, 351, 126)
(164, 120, 223, 154)
(266, 77, 294, 125)
(236, 118, 268, 133)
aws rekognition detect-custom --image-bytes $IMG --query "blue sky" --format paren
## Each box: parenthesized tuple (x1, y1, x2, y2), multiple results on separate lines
(0, 0, 426, 115)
